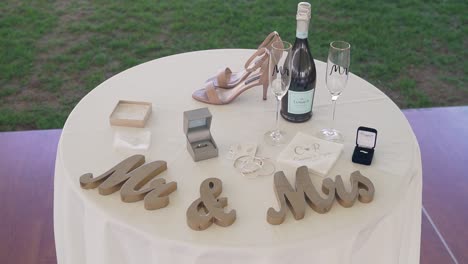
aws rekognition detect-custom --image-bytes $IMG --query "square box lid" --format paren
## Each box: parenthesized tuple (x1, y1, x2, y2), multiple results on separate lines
(356, 126, 377, 149)
(183, 107, 212, 135)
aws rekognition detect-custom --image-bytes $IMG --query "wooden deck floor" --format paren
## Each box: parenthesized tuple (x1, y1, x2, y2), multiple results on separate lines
(404, 107, 468, 264)
(0, 129, 60, 264)
(0, 106, 467, 264)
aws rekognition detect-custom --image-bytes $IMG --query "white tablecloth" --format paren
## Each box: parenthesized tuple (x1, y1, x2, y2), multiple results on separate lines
(54, 49, 422, 264)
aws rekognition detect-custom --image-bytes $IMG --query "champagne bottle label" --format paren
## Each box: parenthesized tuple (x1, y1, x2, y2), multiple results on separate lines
(287, 90, 314, 114)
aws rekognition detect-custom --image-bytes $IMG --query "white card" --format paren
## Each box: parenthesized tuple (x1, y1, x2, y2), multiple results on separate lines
(277, 132, 343, 177)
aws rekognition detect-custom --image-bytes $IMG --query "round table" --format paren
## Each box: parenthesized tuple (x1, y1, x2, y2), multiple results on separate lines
(54, 49, 422, 264)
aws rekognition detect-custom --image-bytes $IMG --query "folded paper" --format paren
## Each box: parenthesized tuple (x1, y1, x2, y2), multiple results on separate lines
(113, 128, 151, 150)
(277, 132, 344, 177)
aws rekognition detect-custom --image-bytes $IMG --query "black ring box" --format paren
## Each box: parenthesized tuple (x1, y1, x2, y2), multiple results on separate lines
(352, 126, 377, 165)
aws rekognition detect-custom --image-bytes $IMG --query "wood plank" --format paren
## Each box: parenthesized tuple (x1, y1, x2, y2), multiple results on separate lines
(0, 129, 61, 264)
(404, 106, 468, 264)
(420, 211, 455, 264)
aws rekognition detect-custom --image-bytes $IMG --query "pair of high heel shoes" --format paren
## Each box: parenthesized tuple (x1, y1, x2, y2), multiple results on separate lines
(192, 32, 282, 105)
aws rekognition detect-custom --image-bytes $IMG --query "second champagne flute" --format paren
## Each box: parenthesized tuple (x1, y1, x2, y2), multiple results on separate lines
(264, 40, 293, 146)
(318, 40, 351, 142)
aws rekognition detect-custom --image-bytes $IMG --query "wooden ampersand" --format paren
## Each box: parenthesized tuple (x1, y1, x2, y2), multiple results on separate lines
(186, 178, 236, 231)
(267, 166, 375, 225)
(79, 155, 177, 210)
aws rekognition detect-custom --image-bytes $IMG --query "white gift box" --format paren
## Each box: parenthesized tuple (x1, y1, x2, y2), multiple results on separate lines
(277, 132, 344, 177)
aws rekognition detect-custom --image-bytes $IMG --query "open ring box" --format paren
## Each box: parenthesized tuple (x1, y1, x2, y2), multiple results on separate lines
(183, 107, 218, 162)
(352, 126, 377, 165)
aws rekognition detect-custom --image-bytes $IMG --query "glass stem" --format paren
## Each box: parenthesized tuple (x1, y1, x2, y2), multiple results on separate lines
(331, 96, 338, 130)
(275, 97, 280, 133)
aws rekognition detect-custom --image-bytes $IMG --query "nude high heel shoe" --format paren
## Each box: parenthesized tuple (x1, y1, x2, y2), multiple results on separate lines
(257, 31, 282, 50)
(206, 32, 281, 89)
(192, 48, 270, 105)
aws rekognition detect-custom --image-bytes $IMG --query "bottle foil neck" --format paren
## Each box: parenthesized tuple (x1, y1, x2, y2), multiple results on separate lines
(296, 19, 309, 39)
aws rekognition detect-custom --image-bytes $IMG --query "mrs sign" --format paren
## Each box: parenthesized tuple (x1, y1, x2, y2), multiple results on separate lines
(267, 166, 375, 225)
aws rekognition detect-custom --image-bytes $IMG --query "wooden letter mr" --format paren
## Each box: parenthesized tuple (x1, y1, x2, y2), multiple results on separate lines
(79, 155, 177, 210)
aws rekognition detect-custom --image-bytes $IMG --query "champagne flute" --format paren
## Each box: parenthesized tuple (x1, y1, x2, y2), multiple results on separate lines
(318, 41, 351, 142)
(264, 40, 293, 146)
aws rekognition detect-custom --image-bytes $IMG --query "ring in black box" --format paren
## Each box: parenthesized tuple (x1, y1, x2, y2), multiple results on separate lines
(352, 126, 377, 166)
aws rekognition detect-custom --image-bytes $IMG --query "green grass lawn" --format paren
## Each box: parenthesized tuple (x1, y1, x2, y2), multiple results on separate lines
(1, 0, 467, 131)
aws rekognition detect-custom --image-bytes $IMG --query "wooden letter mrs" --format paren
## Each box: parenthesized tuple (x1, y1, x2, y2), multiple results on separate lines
(267, 166, 374, 225)
(267, 166, 335, 225)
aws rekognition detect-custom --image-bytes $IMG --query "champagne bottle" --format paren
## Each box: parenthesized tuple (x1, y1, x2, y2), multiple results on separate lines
(281, 2, 316, 123)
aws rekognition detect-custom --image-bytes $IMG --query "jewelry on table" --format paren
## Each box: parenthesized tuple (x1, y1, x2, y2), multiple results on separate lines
(196, 143, 209, 148)
(233, 155, 275, 178)
(227, 143, 257, 160)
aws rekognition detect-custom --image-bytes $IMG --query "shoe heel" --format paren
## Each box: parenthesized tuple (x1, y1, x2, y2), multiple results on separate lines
(262, 82, 268, 100)
(260, 54, 269, 100)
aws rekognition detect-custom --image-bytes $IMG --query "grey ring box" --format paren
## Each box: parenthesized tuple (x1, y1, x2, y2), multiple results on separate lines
(183, 108, 218, 162)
